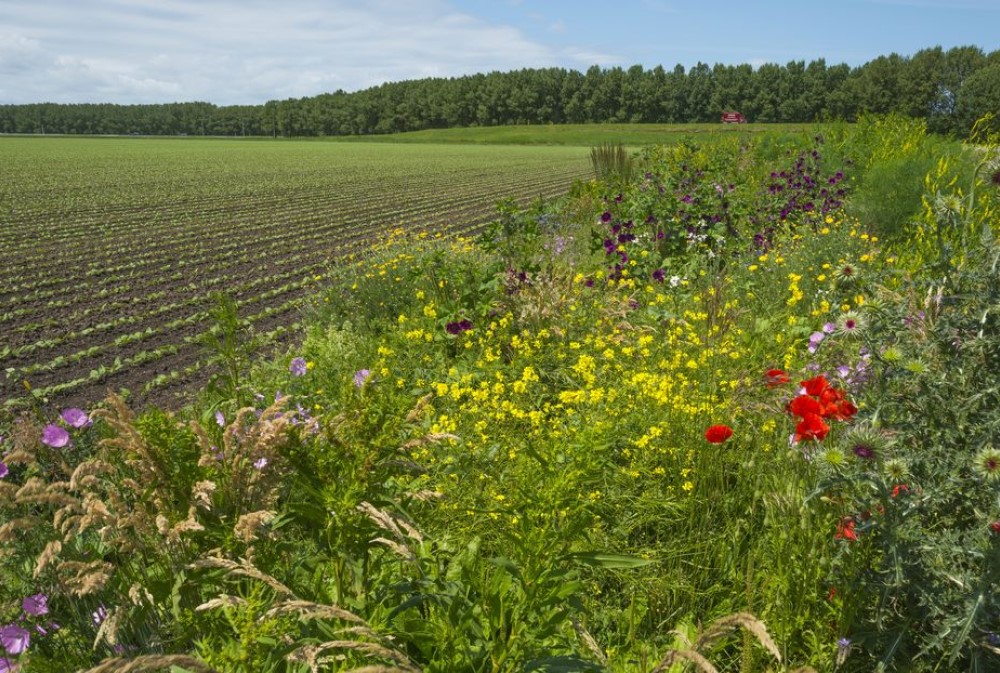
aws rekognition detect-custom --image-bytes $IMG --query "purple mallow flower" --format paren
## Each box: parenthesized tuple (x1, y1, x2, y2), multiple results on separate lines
(0, 625, 29, 655)
(60, 408, 91, 428)
(215, 410, 225, 427)
(21, 594, 47, 617)
(808, 331, 825, 354)
(41, 425, 70, 449)
(289, 357, 307, 377)
(0, 463, 7, 480)
(353, 369, 371, 388)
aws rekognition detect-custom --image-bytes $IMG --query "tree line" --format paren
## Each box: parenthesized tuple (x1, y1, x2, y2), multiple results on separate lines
(2, 45, 998, 137)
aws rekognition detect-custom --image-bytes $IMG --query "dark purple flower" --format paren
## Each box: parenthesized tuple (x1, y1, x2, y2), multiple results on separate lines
(852, 443, 875, 459)
(41, 425, 69, 449)
(0, 625, 29, 655)
(652, 269, 666, 283)
(21, 594, 47, 617)
(445, 319, 472, 335)
(60, 408, 91, 428)
(600, 211, 612, 222)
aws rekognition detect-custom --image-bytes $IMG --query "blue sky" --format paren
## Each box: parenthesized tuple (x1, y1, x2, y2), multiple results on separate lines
(0, 0, 997, 105)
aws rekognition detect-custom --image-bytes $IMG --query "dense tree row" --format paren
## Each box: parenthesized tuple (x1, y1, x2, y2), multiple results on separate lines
(2, 46, 998, 137)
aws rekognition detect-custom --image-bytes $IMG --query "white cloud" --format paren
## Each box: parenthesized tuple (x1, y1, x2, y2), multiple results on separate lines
(0, 0, 603, 105)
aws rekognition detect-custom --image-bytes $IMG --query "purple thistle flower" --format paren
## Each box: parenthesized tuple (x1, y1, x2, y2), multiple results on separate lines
(60, 408, 91, 428)
(21, 594, 47, 617)
(289, 357, 307, 377)
(0, 624, 29, 655)
(852, 443, 875, 459)
(41, 425, 69, 449)
(353, 369, 371, 388)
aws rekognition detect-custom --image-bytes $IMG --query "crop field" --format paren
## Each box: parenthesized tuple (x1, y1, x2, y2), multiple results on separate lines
(0, 137, 591, 410)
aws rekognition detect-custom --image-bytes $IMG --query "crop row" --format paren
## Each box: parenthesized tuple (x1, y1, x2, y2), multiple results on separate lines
(1, 138, 589, 408)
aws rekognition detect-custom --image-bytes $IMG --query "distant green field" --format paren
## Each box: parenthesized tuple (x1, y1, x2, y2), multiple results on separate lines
(329, 122, 827, 146)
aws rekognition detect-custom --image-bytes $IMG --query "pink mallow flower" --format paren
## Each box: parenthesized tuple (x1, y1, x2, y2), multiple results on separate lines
(41, 425, 69, 448)
(0, 624, 29, 655)
(60, 408, 91, 428)
(22, 594, 48, 617)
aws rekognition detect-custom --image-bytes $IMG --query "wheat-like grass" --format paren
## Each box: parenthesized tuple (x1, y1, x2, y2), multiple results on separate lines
(34, 539, 62, 577)
(195, 595, 249, 611)
(650, 648, 719, 673)
(694, 612, 782, 662)
(571, 617, 607, 665)
(287, 640, 419, 673)
(263, 599, 368, 625)
(189, 556, 295, 597)
(78, 654, 222, 673)
(404, 392, 434, 423)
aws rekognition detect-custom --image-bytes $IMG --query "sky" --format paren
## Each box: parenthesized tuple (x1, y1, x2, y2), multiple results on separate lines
(1, 0, 998, 106)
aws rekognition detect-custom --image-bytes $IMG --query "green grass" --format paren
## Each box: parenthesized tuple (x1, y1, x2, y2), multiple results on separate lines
(312, 122, 824, 146)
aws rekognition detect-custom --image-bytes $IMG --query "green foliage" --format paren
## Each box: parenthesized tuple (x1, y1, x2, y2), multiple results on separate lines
(197, 292, 261, 406)
(589, 143, 635, 184)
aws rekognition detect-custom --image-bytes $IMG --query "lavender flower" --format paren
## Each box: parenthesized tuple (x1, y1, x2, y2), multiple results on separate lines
(353, 369, 371, 388)
(289, 357, 307, 377)
(0, 463, 7, 480)
(60, 408, 91, 428)
(41, 425, 69, 449)
(215, 410, 225, 427)
(21, 594, 47, 617)
(253, 457, 268, 470)
(92, 605, 107, 626)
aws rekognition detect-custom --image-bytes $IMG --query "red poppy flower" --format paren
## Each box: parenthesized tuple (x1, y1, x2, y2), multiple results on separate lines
(795, 413, 830, 442)
(834, 399, 858, 421)
(891, 484, 910, 498)
(704, 424, 733, 443)
(765, 369, 790, 387)
(835, 517, 858, 541)
(788, 394, 822, 418)
(801, 375, 830, 397)
(990, 520, 1000, 534)
(819, 387, 845, 405)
